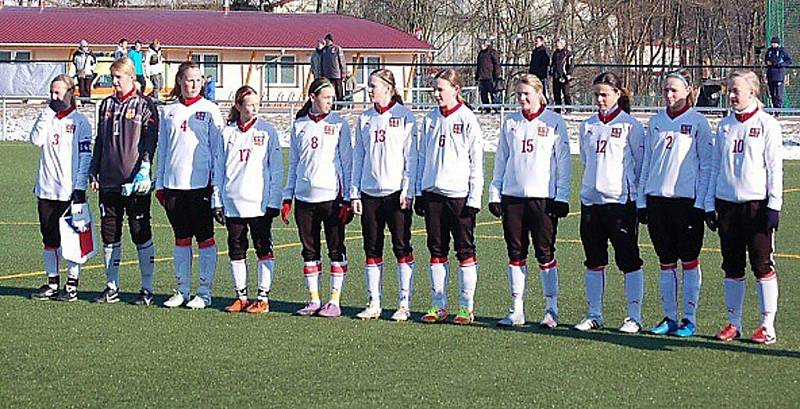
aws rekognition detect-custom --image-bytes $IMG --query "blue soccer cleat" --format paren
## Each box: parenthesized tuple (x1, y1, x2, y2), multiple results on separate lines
(672, 319, 696, 337)
(649, 317, 679, 335)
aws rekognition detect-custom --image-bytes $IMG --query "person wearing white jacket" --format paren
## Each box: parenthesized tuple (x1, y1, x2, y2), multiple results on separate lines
(637, 70, 714, 338)
(704, 70, 783, 345)
(415, 68, 484, 325)
(283, 77, 353, 318)
(488, 74, 571, 329)
(211, 86, 283, 314)
(350, 69, 418, 322)
(30, 75, 92, 302)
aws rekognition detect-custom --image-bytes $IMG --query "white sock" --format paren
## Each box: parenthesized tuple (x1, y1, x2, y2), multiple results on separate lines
(173, 241, 192, 297)
(624, 269, 644, 323)
(756, 271, 779, 330)
(585, 268, 606, 321)
(458, 257, 478, 311)
(257, 255, 274, 298)
(329, 260, 347, 306)
(137, 240, 155, 292)
(43, 247, 59, 281)
(304, 261, 321, 303)
(508, 261, 527, 313)
(197, 239, 217, 302)
(724, 276, 746, 328)
(397, 256, 415, 309)
(230, 259, 247, 298)
(365, 257, 383, 306)
(429, 258, 449, 309)
(659, 264, 679, 321)
(66, 260, 80, 280)
(539, 260, 559, 315)
(103, 242, 122, 290)
(682, 260, 702, 324)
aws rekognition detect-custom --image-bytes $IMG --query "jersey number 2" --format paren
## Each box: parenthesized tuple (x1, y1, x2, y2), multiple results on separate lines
(665, 135, 674, 150)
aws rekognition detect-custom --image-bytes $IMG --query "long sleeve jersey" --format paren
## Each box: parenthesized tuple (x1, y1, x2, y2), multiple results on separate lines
(90, 89, 158, 190)
(351, 100, 417, 200)
(579, 106, 645, 206)
(637, 107, 714, 209)
(156, 97, 224, 191)
(489, 107, 571, 203)
(30, 107, 92, 201)
(283, 112, 353, 203)
(211, 118, 283, 218)
(416, 103, 484, 209)
(705, 103, 783, 211)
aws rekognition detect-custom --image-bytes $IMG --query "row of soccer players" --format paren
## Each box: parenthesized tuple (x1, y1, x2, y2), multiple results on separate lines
(30, 57, 782, 344)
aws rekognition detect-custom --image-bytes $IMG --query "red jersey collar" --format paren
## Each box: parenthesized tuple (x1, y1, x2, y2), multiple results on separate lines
(237, 117, 257, 133)
(522, 104, 546, 122)
(308, 112, 328, 122)
(374, 99, 397, 115)
(180, 94, 203, 106)
(734, 103, 759, 123)
(55, 105, 75, 120)
(439, 101, 463, 118)
(666, 103, 690, 120)
(598, 105, 622, 124)
(115, 87, 136, 102)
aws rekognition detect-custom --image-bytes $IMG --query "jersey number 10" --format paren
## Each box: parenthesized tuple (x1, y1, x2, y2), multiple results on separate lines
(732, 139, 744, 154)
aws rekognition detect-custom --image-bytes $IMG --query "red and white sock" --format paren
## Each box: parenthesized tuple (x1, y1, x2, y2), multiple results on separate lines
(539, 260, 559, 314)
(173, 239, 192, 297)
(429, 257, 449, 309)
(257, 254, 274, 299)
(659, 263, 679, 321)
(508, 260, 527, 313)
(682, 260, 702, 323)
(304, 261, 321, 304)
(329, 259, 348, 306)
(756, 270, 778, 330)
(365, 257, 383, 306)
(585, 267, 606, 321)
(458, 257, 478, 311)
(397, 255, 415, 309)
(723, 275, 746, 329)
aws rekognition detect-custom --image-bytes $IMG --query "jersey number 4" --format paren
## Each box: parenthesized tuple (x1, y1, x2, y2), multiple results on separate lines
(181, 120, 188, 132)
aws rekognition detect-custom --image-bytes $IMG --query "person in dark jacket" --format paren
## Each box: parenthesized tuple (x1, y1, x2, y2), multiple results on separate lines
(321, 33, 347, 107)
(528, 35, 550, 101)
(550, 38, 574, 112)
(764, 36, 793, 110)
(72, 40, 97, 100)
(476, 39, 502, 113)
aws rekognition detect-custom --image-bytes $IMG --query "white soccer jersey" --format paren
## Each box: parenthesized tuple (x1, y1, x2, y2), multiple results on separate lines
(416, 103, 484, 209)
(30, 107, 92, 201)
(156, 97, 224, 190)
(211, 118, 284, 218)
(283, 112, 353, 203)
(705, 104, 783, 211)
(637, 107, 714, 209)
(579, 106, 645, 206)
(489, 107, 571, 203)
(351, 101, 417, 200)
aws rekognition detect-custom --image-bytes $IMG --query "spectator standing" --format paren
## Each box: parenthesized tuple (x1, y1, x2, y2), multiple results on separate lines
(528, 35, 550, 101)
(550, 38, 574, 112)
(113, 38, 128, 60)
(72, 40, 97, 100)
(128, 40, 146, 91)
(764, 36, 793, 111)
(476, 39, 502, 113)
(310, 39, 324, 79)
(321, 33, 347, 107)
(145, 40, 164, 101)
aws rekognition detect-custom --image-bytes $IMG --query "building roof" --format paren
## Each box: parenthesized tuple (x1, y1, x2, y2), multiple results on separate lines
(0, 6, 432, 51)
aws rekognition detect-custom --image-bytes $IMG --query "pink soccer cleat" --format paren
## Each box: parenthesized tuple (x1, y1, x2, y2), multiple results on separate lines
(317, 302, 341, 318)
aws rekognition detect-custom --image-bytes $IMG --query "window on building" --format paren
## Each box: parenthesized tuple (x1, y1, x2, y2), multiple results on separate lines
(265, 55, 296, 85)
(353, 56, 382, 85)
(191, 53, 220, 85)
(0, 50, 31, 62)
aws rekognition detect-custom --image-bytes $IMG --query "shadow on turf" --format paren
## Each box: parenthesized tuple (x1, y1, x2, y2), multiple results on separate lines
(3, 285, 798, 357)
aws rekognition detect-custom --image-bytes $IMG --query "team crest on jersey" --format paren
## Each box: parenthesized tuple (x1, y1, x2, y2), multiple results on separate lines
(680, 124, 693, 135)
(610, 127, 622, 138)
(452, 124, 463, 134)
(253, 134, 265, 146)
(749, 128, 761, 138)
(195, 112, 207, 121)
(389, 117, 401, 127)
(125, 108, 136, 120)
(324, 125, 335, 135)
(538, 126, 548, 137)
(65, 124, 76, 134)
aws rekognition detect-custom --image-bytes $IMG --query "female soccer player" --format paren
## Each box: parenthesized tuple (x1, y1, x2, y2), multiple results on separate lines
(488, 74, 571, 328)
(351, 69, 418, 322)
(574, 72, 646, 334)
(211, 86, 283, 314)
(415, 68, 484, 325)
(283, 77, 353, 318)
(705, 70, 782, 344)
(156, 61, 225, 310)
(638, 70, 713, 337)
(30, 74, 92, 302)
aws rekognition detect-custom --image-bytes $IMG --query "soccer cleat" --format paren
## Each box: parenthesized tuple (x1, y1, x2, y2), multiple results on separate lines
(356, 304, 382, 320)
(93, 287, 120, 304)
(715, 323, 741, 341)
(245, 299, 269, 314)
(420, 307, 448, 323)
(672, 319, 696, 337)
(390, 307, 411, 322)
(295, 302, 321, 316)
(750, 326, 776, 345)
(31, 285, 59, 301)
(317, 302, 341, 318)
(573, 317, 603, 332)
(224, 298, 250, 313)
(649, 317, 679, 335)
(539, 309, 559, 330)
(186, 295, 208, 310)
(54, 287, 78, 302)
(452, 307, 474, 325)
(497, 310, 525, 327)
(163, 291, 186, 308)
(619, 317, 642, 334)
(132, 289, 154, 306)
